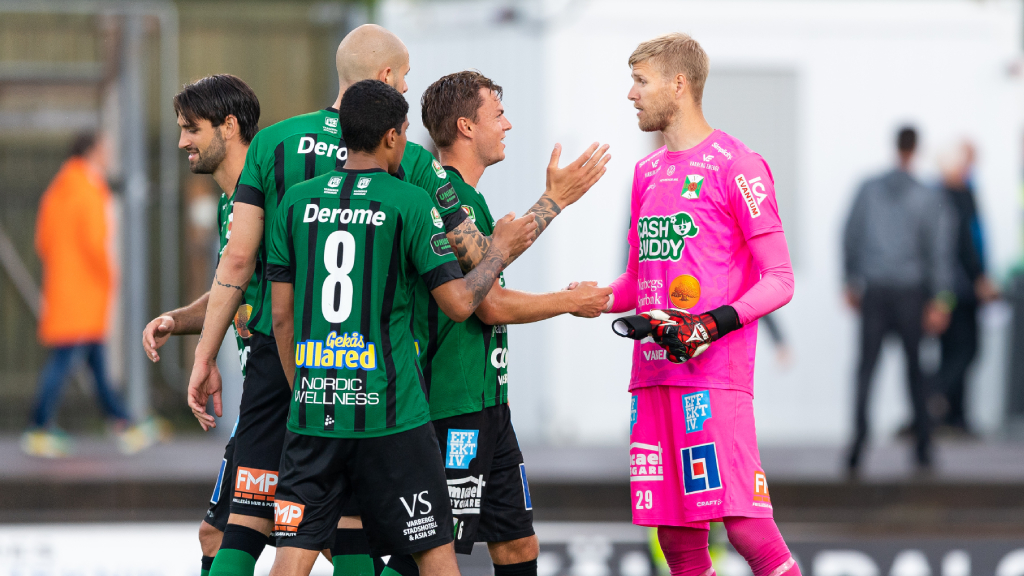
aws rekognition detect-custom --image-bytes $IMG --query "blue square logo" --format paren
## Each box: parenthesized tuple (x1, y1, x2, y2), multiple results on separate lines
(630, 395, 638, 435)
(446, 429, 479, 469)
(681, 442, 722, 494)
(682, 390, 712, 433)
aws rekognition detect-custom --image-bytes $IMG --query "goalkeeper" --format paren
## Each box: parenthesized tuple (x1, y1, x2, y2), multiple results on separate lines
(594, 33, 797, 576)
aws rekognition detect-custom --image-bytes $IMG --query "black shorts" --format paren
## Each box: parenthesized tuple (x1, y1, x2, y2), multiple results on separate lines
(227, 331, 291, 519)
(204, 419, 236, 531)
(272, 423, 454, 556)
(434, 403, 534, 554)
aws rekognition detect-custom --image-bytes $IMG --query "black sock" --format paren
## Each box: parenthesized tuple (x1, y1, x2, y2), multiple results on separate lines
(220, 524, 270, 561)
(494, 559, 538, 576)
(379, 554, 419, 576)
(201, 555, 215, 576)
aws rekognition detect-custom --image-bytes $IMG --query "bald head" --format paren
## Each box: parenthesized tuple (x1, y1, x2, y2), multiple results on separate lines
(336, 24, 410, 94)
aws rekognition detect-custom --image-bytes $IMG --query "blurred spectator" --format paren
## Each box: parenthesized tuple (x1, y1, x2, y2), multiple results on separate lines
(842, 126, 955, 473)
(23, 132, 135, 458)
(928, 141, 999, 435)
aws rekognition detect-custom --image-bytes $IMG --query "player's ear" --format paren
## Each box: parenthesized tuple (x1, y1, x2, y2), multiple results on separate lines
(378, 67, 392, 84)
(222, 114, 239, 141)
(674, 73, 688, 99)
(384, 127, 398, 149)
(456, 117, 473, 140)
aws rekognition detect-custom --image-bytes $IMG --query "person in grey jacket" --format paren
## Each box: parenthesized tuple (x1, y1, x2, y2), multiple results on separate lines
(843, 126, 955, 474)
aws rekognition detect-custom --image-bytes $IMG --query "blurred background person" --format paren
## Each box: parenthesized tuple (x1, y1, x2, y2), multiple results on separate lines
(23, 132, 147, 458)
(929, 140, 1000, 436)
(842, 126, 955, 474)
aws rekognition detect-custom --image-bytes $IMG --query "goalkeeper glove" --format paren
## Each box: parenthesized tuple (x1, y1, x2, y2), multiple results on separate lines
(611, 306, 741, 363)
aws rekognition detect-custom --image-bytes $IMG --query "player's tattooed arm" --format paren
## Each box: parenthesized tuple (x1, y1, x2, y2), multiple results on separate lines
(214, 271, 248, 293)
(525, 194, 562, 237)
(448, 211, 538, 272)
(432, 213, 537, 321)
(464, 249, 506, 309)
(188, 202, 263, 430)
(142, 292, 210, 362)
(448, 219, 491, 273)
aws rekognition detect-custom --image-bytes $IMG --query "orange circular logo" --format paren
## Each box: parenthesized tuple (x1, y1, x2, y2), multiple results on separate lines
(234, 304, 253, 339)
(669, 275, 701, 310)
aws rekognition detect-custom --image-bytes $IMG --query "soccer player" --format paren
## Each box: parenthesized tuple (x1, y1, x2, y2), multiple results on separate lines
(599, 34, 799, 576)
(266, 79, 515, 576)
(184, 24, 555, 576)
(140, 73, 260, 576)
(374, 71, 610, 576)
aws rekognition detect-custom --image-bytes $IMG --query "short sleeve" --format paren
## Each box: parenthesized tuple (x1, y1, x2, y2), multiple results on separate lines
(235, 134, 267, 208)
(725, 154, 783, 240)
(266, 200, 293, 283)
(403, 195, 463, 291)
(400, 145, 467, 232)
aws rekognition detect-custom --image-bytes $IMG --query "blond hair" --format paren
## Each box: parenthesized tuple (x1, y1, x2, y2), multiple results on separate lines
(628, 33, 710, 106)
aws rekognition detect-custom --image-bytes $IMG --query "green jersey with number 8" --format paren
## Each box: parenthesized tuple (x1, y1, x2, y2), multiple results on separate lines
(267, 168, 465, 438)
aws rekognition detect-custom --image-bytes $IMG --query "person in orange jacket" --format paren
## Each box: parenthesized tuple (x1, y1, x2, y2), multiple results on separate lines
(24, 131, 131, 457)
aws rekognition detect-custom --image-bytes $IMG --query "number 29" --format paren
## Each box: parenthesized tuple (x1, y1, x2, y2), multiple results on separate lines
(635, 489, 653, 510)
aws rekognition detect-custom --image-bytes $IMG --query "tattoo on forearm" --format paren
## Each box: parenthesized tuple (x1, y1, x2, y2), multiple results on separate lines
(465, 249, 505, 309)
(526, 194, 562, 236)
(214, 272, 245, 294)
(449, 221, 491, 272)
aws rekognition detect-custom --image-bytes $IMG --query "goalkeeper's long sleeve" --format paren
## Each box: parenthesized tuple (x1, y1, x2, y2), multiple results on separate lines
(730, 231, 794, 325)
(608, 242, 639, 313)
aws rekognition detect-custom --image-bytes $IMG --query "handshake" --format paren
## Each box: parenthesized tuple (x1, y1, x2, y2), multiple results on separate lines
(612, 308, 733, 363)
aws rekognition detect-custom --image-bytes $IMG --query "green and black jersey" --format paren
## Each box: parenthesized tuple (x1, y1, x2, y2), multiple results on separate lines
(235, 107, 466, 338)
(217, 191, 259, 377)
(417, 167, 509, 420)
(266, 168, 464, 438)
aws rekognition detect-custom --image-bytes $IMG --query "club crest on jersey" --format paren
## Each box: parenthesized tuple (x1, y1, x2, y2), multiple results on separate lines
(446, 429, 479, 469)
(328, 176, 342, 188)
(681, 442, 722, 494)
(323, 116, 339, 134)
(357, 177, 371, 189)
(682, 390, 712, 433)
(294, 331, 376, 371)
(638, 212, 699, 262)
(431, 207, 444, 229)
(682, 175, 703, 199)
(462, 205, 476, 223)
(432, 159, 447, 179)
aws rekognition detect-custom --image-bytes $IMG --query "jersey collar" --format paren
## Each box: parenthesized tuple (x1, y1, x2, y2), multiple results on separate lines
(442, 165, 463, 182)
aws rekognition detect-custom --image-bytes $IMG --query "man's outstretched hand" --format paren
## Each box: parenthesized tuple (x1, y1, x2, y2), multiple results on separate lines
(545, 143, 612, 210)
(187, 359, 223, 431)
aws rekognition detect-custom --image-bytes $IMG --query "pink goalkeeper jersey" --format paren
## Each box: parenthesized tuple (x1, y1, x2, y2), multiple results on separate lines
(626, 130, 782, 394)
